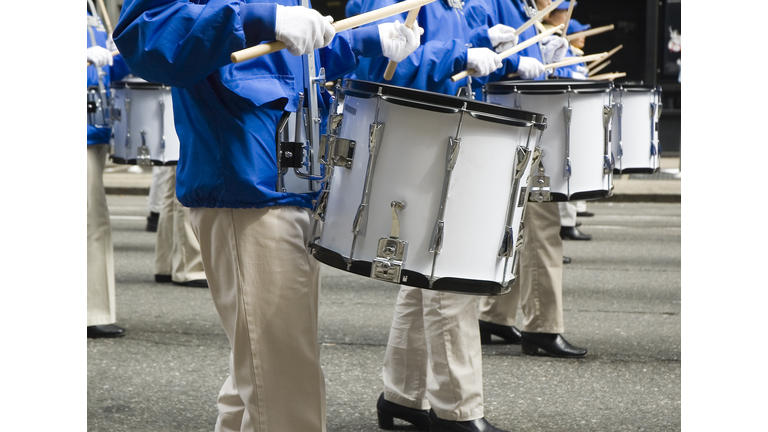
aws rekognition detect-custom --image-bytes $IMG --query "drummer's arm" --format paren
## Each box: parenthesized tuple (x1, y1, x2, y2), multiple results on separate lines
(358, 38, 469, 92)
(114, 0, 276, 87)
(319, 26, 384, 80)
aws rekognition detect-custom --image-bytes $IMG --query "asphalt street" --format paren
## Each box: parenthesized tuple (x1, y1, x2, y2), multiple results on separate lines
(88, 196, 681, 432)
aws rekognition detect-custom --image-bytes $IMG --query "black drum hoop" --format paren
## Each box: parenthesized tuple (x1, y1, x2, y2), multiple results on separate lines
(341, 79, 546, 128)
(485, 79, 614, 95)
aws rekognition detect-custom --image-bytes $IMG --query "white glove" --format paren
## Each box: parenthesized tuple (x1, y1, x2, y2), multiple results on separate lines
(488, 24, 518, 53)
(379, 20, 424, 63)
(540, 35, 568, 64)
(516, 56, 545, 79)
(275, 5, 335, 56)
(87, 46, 113, 68)
(467, 48, 502, 77)
(575, 65, 588, 75)
(572, 72, 587, 80)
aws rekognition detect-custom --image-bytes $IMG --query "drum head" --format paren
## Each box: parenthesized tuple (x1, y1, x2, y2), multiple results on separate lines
(341, 79, 546, 129)
(485, 79, 613, 95)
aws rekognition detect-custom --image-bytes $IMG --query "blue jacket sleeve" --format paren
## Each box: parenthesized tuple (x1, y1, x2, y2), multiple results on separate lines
(113, 0, 277, 88)
(320, 25, 382, 81)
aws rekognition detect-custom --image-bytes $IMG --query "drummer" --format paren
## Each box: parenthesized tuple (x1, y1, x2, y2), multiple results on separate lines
(463, 0, 589, 358)
(350, 1, 528, 431)
(540, 1, 589, 79)
(114, 1, 422, 430)
(87, 9, 131, 339)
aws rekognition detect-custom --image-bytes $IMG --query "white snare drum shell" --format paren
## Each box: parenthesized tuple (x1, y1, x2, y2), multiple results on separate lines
(612, 88, 660, 174)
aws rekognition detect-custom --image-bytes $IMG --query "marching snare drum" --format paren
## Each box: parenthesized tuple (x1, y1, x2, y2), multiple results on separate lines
(611, 84, 662, 174)
(309, 79, 546, 295)
(109, 77, 180, 165)
(484, 80, 615, 202)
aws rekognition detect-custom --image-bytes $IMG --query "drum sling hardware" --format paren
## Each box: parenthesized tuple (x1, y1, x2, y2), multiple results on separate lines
(137, 130, 151, 165)
(563, 103, 572, 184)
(615, 100, 624, 168)
(159, 98, 167, 159)
(320, 133, 356, 169)
(371, 201, 408, 283)
(602, 104, 616, 175)
(124, 97, 132, 153)
(529, 143, 550, 202)
(499, 144, 532, 258)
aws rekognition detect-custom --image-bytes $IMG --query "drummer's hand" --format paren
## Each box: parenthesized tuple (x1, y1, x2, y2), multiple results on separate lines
(87, 46, 113, 68)
(275, 5, 335, 56)
(572, 72, 587, 80)
(540, 35, 568, 64)
(488, 24, 518, 53)
(467, 48, 502, 77)
(516, 56, 545, 79)
(575, 65, 588, 75)
(379, 20, 424, 62)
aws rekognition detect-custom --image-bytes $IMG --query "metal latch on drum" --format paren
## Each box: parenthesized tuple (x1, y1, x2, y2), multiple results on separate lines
(529, 148, 550, 202)
(372, 201, 408, 284)
(137, 130, 152, 166)
(320, 134, 356, 169)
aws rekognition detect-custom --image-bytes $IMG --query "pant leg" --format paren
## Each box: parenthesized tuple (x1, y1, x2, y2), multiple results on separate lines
(575, 200, 587, 213)
(170, 196, 206, 283)
(153, 167, 175, 276)
(87, 144, 116, 326)
(519, 202, 564, 334)
(423, 291, 484, 422)
(558, 201, 577, 227)
(148, 165, 172, 214)
(190, 206, 324, 432)
(478, 281, 520, 326)
(382, 287, 431, 410)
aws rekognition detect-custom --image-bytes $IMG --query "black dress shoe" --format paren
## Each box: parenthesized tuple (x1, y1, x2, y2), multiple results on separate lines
(428, 410, 510, 432)
(562, 256, 572, 264)
(155, 274, 172, 283)
(146, 212, 159, 232)
(575, 221, 582, 227)
(478, 320, 521, 345)
(560, 226, 592, 241)
(88, 324, 126, 339)
(520, 332, 587, 358)
(376, 393, 430, 431)
(577, 211, 594, 217)
(173, 279, 209, 288)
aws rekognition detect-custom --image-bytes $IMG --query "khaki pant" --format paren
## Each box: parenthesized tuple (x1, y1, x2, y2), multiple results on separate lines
(383, 287, 484, 421)
(87, 144, 116, 326)
(189, 206, 324, 432)
(154, 167, 205, 283)
(478, 202, 564, 334)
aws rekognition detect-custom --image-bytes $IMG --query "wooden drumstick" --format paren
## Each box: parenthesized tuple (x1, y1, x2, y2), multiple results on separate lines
(451, 24, 563, 82)
(231, 0, 438, 63)
(504, 51, 606, 78)
(587, 44, 622, 70)
(588, 72, 626, 81)
(514, 0, 565, 36)
(560, 0, 576, 37)
(587, 60, 610, 76)
(566, 24, 614, 42)
(97, 0, 113, 35)
(87, 50, 120, 66)
(382, 8, 420, 81)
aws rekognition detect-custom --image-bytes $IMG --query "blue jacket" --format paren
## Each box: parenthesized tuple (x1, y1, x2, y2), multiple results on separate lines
(87, 12, 130, 145)
(464, 0, 546, 80)
(351, 0, 516, 96)
(114, 0, 383, 210)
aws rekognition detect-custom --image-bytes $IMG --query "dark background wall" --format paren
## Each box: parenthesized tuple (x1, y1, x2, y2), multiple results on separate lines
(313, 0, 681, 156)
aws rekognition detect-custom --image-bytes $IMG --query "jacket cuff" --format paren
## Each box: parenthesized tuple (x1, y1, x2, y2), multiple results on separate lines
(349, 25, 383, 58)
(241, 3, 278, 46)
